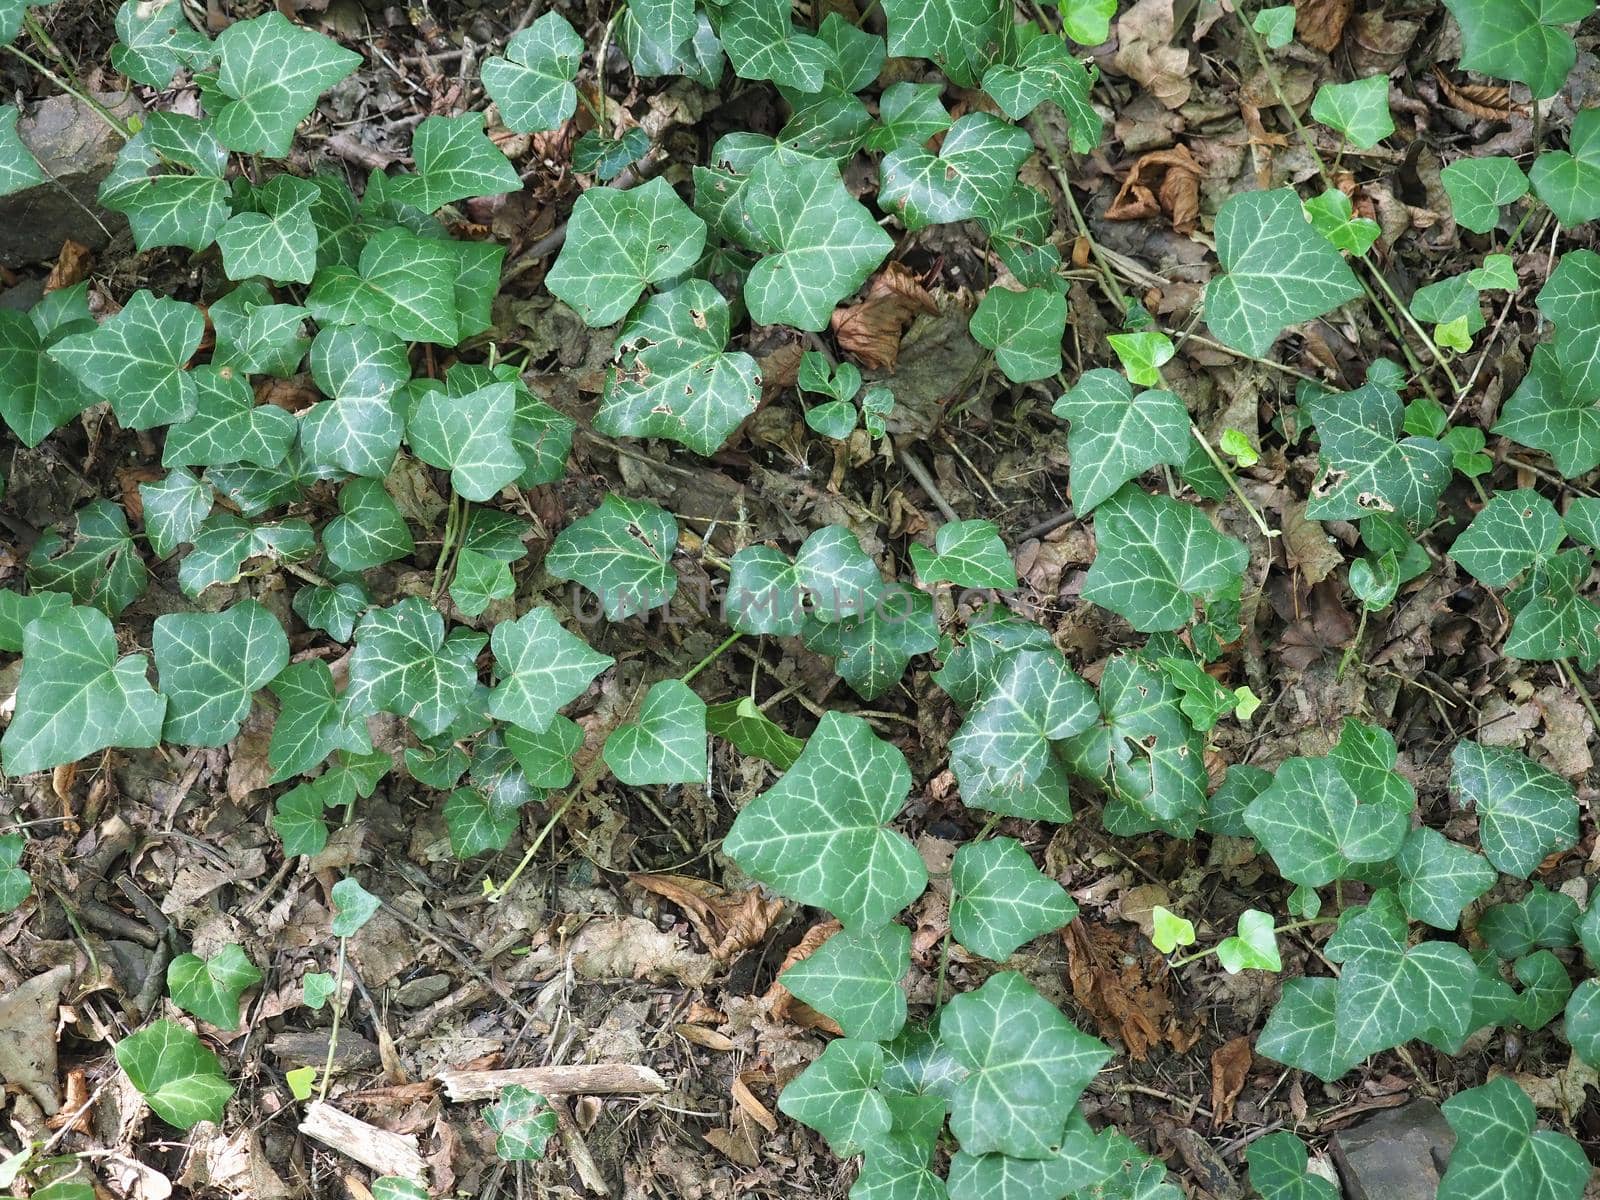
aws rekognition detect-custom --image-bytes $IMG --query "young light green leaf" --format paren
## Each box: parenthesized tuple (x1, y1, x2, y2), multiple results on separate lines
(167, 946, 263, 1031)
(1309, 76, 1393, 149)
(405, 381, 523, 501)
(546, 494, 678, 621)
(546, 177, 707, 326)
(268, 659, 371, 783)
(1083, 485, 1248, 631)
(1301, 382, 1453, 526)
(391, 113, 521, 211)
(1051, 369, 1191, 514)
(488, 607, 614, 733)
(154, 600, 289, 748)
(970, 285, 1065, 383)
(114, 1020, 233, 1130)
(208, 12, 361, 155)
(1151, 905, 1195, 953)
(603, 678, 707, 785)
(1203, 188, 1362, 357)
(595, 279, 760, 455)
(1441, 0, 1591, 101)
(908, 519, 1016, 589)
(1106, 331, 1173, 388)
(1215, 909, 1281, 973)
(27, 498, 148, 617)
(330, 877, 380, 937)
(880, 112, 1031, 229)
(780, 923, 910, 1041)
(217, 175, 320, 284)
(950, 837, 1077, 961)
(1442, 156, 1529, 233)
(723, 711, 926, 930)
(1394, 826, 1496, 930)
(345, 597, 486, 737)
(941, 971, 1110, 1158)
(482, 11, 582, 132)
(1303, 187, 1381, 255)
(1, 605, 164, 776)
(1437, 1077, 1588, 1200)
(705, 697, 805, 769)
(140, 468, 211, 558)
(778, 1038, 892, 1156)
(1247, 1132, 1338, 1200)
(1253, 5, 1296, 47)
(1530, 108, 1600, 226)
(48, 290, 204, 430)
(112, 0, 211, 87)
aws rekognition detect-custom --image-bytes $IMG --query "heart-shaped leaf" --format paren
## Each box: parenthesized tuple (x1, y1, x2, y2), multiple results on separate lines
(603, 678, 707, 784)
(1451, 739, 1578, 878)
(484, 1084, 558, 1161)
(780, 923, 910, 1040)
(481, 12, 582, 132)
(779, 1038, 892, 1156)
(1441, 0, 1590, 100)
(1247, 1132, 1338, 1200)
(49, 290, 204, 430)
(207, 12, 361, 156)
(970, 285, 1065, 383)
(1051, 369, 1191, 514)
(488, 607, 613, 733)
(546, 494, 678, 621)
(154, 600, 289, 747)
(950, 837, 1077, 961)
(115, 1020, 233, 1130)
(345, 597, 486, 737)
(1437, 1077, 1588, 1200)
(405, 380, 523, 501)
(909, 519, 1017, 588)
(1442, 156, 1529, 234)
(268, 658, 371, 783)
(167, 945, 263, 1031)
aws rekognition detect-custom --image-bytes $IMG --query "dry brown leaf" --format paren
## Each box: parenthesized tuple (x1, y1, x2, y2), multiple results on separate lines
(1432, 68, 1519, 121)
(1281, 503, 1342, 587)
(676, 1023, 738, 1051)
(1210, 1036, 1253, 1125)
(830, 263, 938, 370)
(756, 341, 804, 393)
(1294, 0, 1353, 51)
(43, 239, 91, 292)
(1064, 921, 1178, 1060)
(1106, 145, 1203, 234)
(629, 872, 783, 960)
(568, 916, 714, 986)
(732, 1071, 779, 1134)
(1113, 0, 1192, 110)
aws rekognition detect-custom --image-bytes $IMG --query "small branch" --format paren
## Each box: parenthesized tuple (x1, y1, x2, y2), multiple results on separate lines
(436, 1063, 668, 1102)
(300, 1101, 428, 1182)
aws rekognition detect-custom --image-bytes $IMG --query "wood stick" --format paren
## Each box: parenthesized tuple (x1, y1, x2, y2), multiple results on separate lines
(436, 1063, 668, 1102)
(299, 1102, 427, 1183)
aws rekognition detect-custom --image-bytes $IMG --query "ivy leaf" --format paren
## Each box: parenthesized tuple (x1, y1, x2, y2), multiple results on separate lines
(1442, 156, 1529, 233)
(0, 588, 68, 652)
(1106, 331, 1174, 387)
(481, 12, 582, 132)
(179, 513, 315, 597)
(293, 581, 368, 642)
(330, 876, 380, 936)
(909, 519, 1016, 588)
(949, 837, 1076, 961)
(881, 0, 1006, 86)
(0, 104, 38, 198)
(444, 787, 521, 858)
(603, 678, 707, 785)
(488, 607, 613, 733)
(167, 946, 262, 1031)
(863, 81, 951, 151)
(391, 113, 521, 211)
(484, 1084, 558, 1161)
(706, 697, 805, 769)
(1479, 883, 1579, 958)
(546, 177, 707, 327)
(99, 112, 229, 252)
(273, 773, 339, 856)
(778, 1038, 892, 1156)
(574, 127, 651, 181)
(948, 647, 1098, 821)
(1301, 382, 1453, 526)
(780, 924, 910, 1041)
(268, 659, 371, 783)
(346, 597, 486, 737)
(1566, 979, 1600, 1066)
(1051, 369, 1191, 514)
(1303, 187, 1381, 255)
(324, 478, 413, 572)
(723, 711, 926, 930)
(140, 468, 211, 558)
(1530, 109, 1600, 226)
(1441, 0, 1591, 101)
(1252, 5, 1296, 47)
(1309, 76, 1393, 149)
(1451, 738, 1578, 878)
(207, 12, 361, 156)
(1244, 719, 1414, 887)
(1247, 1133, 1338, 1200)
(719, 0, 833, 92)
(855, 1134, 946, 1200)
(299, 325, 410, 477)
(114, 1020, 233, 1130)
(307, 228, 466, 345)
(546, 494, 678, 621)
(449, 548, 514, 618)
(370, 1180, 428, 1200)
(1255, 976, 1362, 1083)
(154, 600, 290, 747)
(1151, 905, 1196, 953)
(0, 832, 30, 913)
(1083, 485, 1248, 632)
(947, 1118, 1120, 1200)
(1450, 488, 1563, 586)
(112, 0, 212, 87)
(164, 365, 297, 469)
(1, 606, 164, 775)
(930, 607, 1058, 708)
(1202, 188, 1362, 357)
(405, 380, 523, 501)
(970, 285, 1065, 383)
(803, 585, 939, 699)
(1508, 949, 1572, 1030)
(880, 112, 1031, 229)
(1394, 826, 1497, 930)
(1215, 910, 1281, 973)
(982, 29, 1100, 150)
(0, 282, 97, 447)
(217, 175, 320, 284)
(1533, 249, 1600, 401)
(595, 279, 760, 455)
(940, 971, 1110, 1159)
(738, 149, 893, 331)
(795, 524, 882, 622)
(27, 499, 148, 617)
(48, 290, 204, 430)
(1437, 1077, 1588, 1200)
(504, 716, 582, 788)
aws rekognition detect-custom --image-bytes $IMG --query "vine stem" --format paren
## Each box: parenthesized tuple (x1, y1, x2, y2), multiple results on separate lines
(1167, 915, 1329, 968)
(315, 936, 348, 1103)
(2, 43, 131, 140)
(430, 493, 465, 600)
(1558, 658, 1600, 732)
(681, 631, 741, 685)
(482, 793, 576, 904)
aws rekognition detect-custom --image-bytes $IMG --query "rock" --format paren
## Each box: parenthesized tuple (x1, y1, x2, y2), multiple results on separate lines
(394, 972, 453, 1007)
(1331, 1099, 1456, 1200)
(0, 91, 140, 266)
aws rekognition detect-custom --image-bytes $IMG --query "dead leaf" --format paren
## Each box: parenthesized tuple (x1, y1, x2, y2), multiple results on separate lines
(1276, 580, 1356, 670)
(1113, 0, 1192, 110)
(1064, 921, 1180, 1060)
(569, 916, 714, 986)
(675, 1024, 737, 1051)
(1106, 145, 1204, 234)
(1294, 0, 1353, 52)
(43, 239, 91, 292)
(1210, 1036, 1253, 1125)
(830, 263, 938, 370)
(1433, 68, 1519, 121)
(629, 873, 783, 959)
(732, 1071, 779, 1134)
(1281, 504, 1342, 587)
(0, 965, 71, 1113)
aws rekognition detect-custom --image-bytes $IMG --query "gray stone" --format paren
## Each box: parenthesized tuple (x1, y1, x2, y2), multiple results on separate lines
(0, 90, 141, 266)
(1331, 1099, 1457, 1200)
(394, 972, 453, 1007)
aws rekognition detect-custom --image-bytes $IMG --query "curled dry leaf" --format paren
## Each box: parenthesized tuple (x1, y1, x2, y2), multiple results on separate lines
(1113, 0, 1192, 110)
(733, 1070, 780, 1134)
(43, 239, 91, 292)
(1209, 1035, 1253, 1125)
(1064, 920, 1190, 1060)
(1432, 68, 1520, 121)
(830, 262, 938, 370)
(1106, 145, 1203, 234)
(629, 872, 784, 960)
(1294, 0, 1353, 52)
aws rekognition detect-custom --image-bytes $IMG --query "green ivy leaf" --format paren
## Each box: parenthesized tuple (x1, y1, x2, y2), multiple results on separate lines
(719, 0, 833, 91)
(1530, 111, 1600, 226)
(780, 923, 910, 1040)
(0, 104, 39, 197)
(574, 127, 651, 181)
(909, 519, 1016, 588)
(0, 282, 97, 447)
(0, 588, 68, 652)
(27, 498, 148, 617)
(179, 513, 315, 597)
(1301, 382, 1452, 526)
(485, 1084, 558, 1161)
(1442, 156, 1529, 234)
(982, 28, 1099, 151)
(299, 325, 410, 477)
(1106, 331, 1173, 388)
(880, 112, 1031, 229)
(1533, 249, 1600, 402)
(391, 113, 521, 211)
(724, 711, 926, 930)
(444, 787, 522, 858)
(1566, 978, 1600, 1066)
(1508, 949, 1572, 1030)
(112, 0, 212, 87)
(346, 596, 486, 737)
(0, 832, 30, 913)
(1151, 905, 1196, 953)
(167, 945, 263, 1031)
(1, 604, 164, 775)
(482, 12, 582, 133)
(1437, 1077, 1588, 1200)
(863, 81, 951, 151)
(164, 365, 297, 469)
(154, 600, 289, 747)
(1441, 0, 1592, 101)
(970, 285, 1065, 383)
(1303, 187, 1381, 255)
(1215, 909, 1281, 973)
(779, 1038, 892, 1156)
(803, 584, 939, 699)
(855, 1133, 946, 1200)
(1252, 5, 1296, 48)
(405, 380, 523, 501)
(217, 175, 320, 284)
(1451, 488, 1563, 587)
(48, 290, 204, 430)
(595, 279, 760, 455)
(307, 228, 465, 345)
(603, 678, 707, 784)
(1247, 1133, 1338, 1200)
(330, 876, 380, 936)
(738, 149, 893, 331)
(449, 547, 514, 618)
(1051, 369, 1191, 514)
(881, 0, 1005, 86)
(324, 478, 413, 572)
(504, 716, 581, 788)
(546, 494, 678, 621)
(1083, 485, 1247, 632)
(947, 1117, 1120, 1200)
(950, 837, 1076, 961)
(140, 468, 211, 558)
(1202, 188, 1362, 357)
(1255, 976, 1361, 1083)
(1394, 826, 1496, 931)
(795, 524, 882, 621)
(1309, 76, 1393, 149)
(1452, 738, 1578, 877)
(488, 607, 614, 732)
(293, 581, 368, 643)
(99, 112, 229, 252)
(940, 971, 1110, 1158)
(1478, 883, 1579, 958)
(371, 1179, 428, 1200)
(207, 12, 361, 155)
(546, 177, 707, 326)
(706, 696, 805, 769)
(268, 659, 371, 783)
(114, 1020, 233, 1130)
(273, 773, 338, 856)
